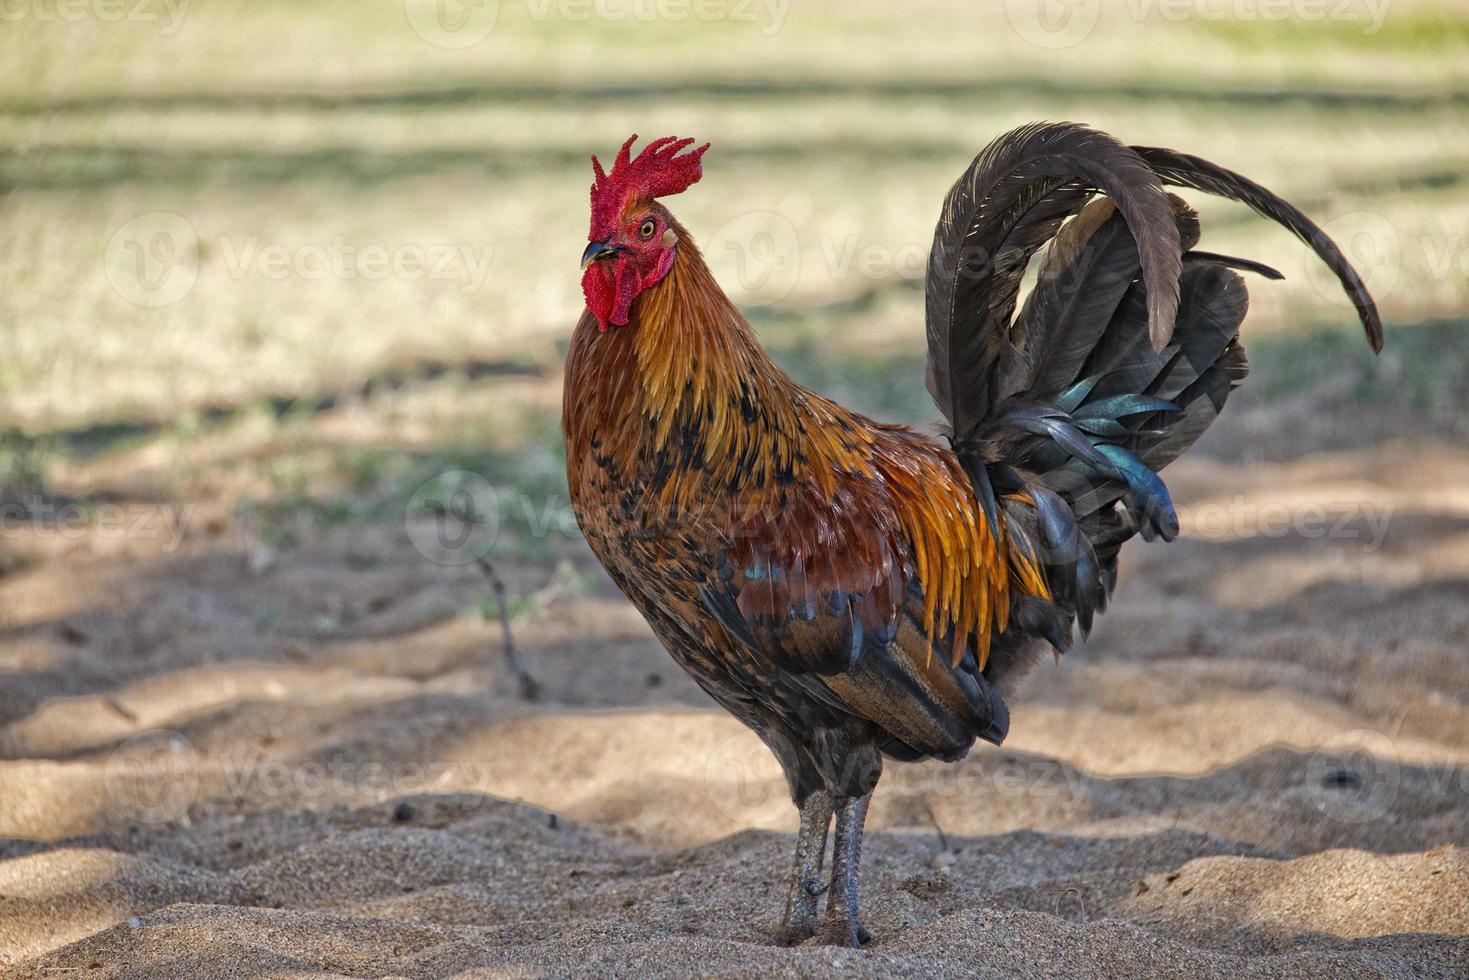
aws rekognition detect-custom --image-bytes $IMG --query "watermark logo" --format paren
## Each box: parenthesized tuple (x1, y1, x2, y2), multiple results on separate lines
(1003, 0, 1392, 48)
(105, 211, 199, 308)
(104, 212, 497, 307)
(104, 730, 200, 825)
(405, 0, 790, 44)
(702, 730, 791, 824)
(404, 0, 500, 47)
(1004, 0, 1102, 49)
(215, 238, 495, 294)
(536, 0, 790, 35)
(1306, 210, 1401, 309)
(1305, 729, 1401, 825)
(406, 470, 501, 566)
(1179, 498, 1395, 553)
(0, 499, 191, 552)
(387, 475, 1399, 562)
(1133, 0, 1391, 34)
(0, 0, 191, 35)
(705, 210, 802, 308)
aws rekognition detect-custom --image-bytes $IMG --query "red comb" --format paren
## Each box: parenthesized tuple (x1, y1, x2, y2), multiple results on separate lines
(589, 135, 709, 237)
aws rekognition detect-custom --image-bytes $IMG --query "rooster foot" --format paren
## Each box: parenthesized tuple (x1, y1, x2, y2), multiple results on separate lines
(814, 915, 873, 948)
(778, 874, 826, 945)
(813, 792, 874, 948)
(779, 793, 833, 946)
(777, 913, 814, 946)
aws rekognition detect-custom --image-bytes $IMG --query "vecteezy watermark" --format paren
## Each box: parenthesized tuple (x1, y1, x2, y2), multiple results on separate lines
(1003, 0, 1104, 49)
(405, 0, 790, 47)
(1301, 209, 1469, 309)
(821, 235, 929, 284)
(1136, 0, 1391, 33)
(216, 757, 461, 803)
(406, 470, 503, 566)
(0, 0, 190, 35)
(404, 0, 500, 46)
(1003, 0, 1391, 50)
(214, 237, 495, 294)
(1178, 498, 1396, 552)
(701, 728, 793, 825)
(104, 212, 496, 307)
(712, 216, 1143, 302)
(687, 203, 1465, 320)
(533, 0, 791, 35)
(704, 210, 803, 308)
(397, 472, 1399, 561)
(1305, 729, 1404, 825)
(0, 498, 192, 552)
(1304, 210, 1401, 308)
(104, 730, 200, 825)
(1305, 732, 1469, 828)
(102, 732, 498, 816)
(104, 212, 200, 308)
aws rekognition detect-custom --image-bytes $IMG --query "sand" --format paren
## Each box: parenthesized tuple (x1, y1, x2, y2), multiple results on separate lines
(1, 391, 1468, 978)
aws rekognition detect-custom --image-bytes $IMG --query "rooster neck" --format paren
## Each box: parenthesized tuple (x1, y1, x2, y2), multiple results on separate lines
(566, 236, 835, 492)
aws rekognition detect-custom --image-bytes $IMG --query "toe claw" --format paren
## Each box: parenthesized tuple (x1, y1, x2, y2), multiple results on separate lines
(777, 918, 814, 946)
(816, 917, 871, 948)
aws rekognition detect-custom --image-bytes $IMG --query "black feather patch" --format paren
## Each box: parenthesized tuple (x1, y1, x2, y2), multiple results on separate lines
(1186, 250, 1284, 280)
(1008, 200, 1143, 400)
(1133, 144, 1383, 352)
(925, 123, 1182, 442)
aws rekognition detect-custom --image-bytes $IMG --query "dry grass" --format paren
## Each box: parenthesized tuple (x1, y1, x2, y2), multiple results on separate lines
(1, 0, 1467, 432)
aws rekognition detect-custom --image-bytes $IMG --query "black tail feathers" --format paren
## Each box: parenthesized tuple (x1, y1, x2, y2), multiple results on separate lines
(925, 124, 1384, 693)
(978, 198, 1253, 689)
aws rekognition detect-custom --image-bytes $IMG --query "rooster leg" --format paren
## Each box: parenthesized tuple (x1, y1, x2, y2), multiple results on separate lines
(778, 791, 832, 945)
(818, 792, 873, 947)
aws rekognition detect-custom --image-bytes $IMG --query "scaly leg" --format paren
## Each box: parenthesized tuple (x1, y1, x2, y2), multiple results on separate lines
(778, 791, 832, 945)
(819, 792, 874, 947)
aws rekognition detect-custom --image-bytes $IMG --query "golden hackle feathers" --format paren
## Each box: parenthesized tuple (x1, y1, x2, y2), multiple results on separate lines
(565, 229, 1048, 673)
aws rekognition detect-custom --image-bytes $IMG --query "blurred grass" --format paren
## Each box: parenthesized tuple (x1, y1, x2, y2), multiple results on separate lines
(262, 316, 1469, 549)
(1, 0, 1467, 526)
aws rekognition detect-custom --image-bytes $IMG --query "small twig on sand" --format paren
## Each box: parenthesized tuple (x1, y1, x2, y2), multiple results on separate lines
(103, 696, 140, 724)
(432, 494, 541, 702)
(471, 551, 541, 701)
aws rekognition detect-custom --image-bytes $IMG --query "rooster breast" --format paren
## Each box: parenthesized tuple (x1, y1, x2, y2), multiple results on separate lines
(564, 310, 1032, 786)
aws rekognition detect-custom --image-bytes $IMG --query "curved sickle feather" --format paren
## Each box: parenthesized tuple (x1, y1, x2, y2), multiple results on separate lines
(925, 122, 1182, 443)
(1133, 145, 1384, 353)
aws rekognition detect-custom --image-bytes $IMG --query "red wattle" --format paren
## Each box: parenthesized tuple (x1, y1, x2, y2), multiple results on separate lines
(580, 248, 675, 331)
(609, 255, 639, 327)
(581, 260, 619, 331)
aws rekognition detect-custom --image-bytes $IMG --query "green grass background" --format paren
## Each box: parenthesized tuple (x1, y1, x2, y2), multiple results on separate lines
(2, 0, 1467, 523)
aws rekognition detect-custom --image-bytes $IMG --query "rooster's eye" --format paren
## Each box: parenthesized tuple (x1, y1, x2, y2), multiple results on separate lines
(638, 219, 657, 240)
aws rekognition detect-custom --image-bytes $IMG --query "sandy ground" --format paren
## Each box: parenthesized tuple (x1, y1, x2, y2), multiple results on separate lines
(1, 387, 1468, 978)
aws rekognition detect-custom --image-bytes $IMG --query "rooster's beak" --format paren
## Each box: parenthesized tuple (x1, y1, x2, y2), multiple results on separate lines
(580, 240, 627, 270)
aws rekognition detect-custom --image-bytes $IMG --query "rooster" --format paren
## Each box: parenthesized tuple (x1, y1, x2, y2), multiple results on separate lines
(563, 125, 1381, 947)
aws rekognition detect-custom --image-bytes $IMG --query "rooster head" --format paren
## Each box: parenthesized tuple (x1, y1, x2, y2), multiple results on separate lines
(581, 135, 709, 331)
